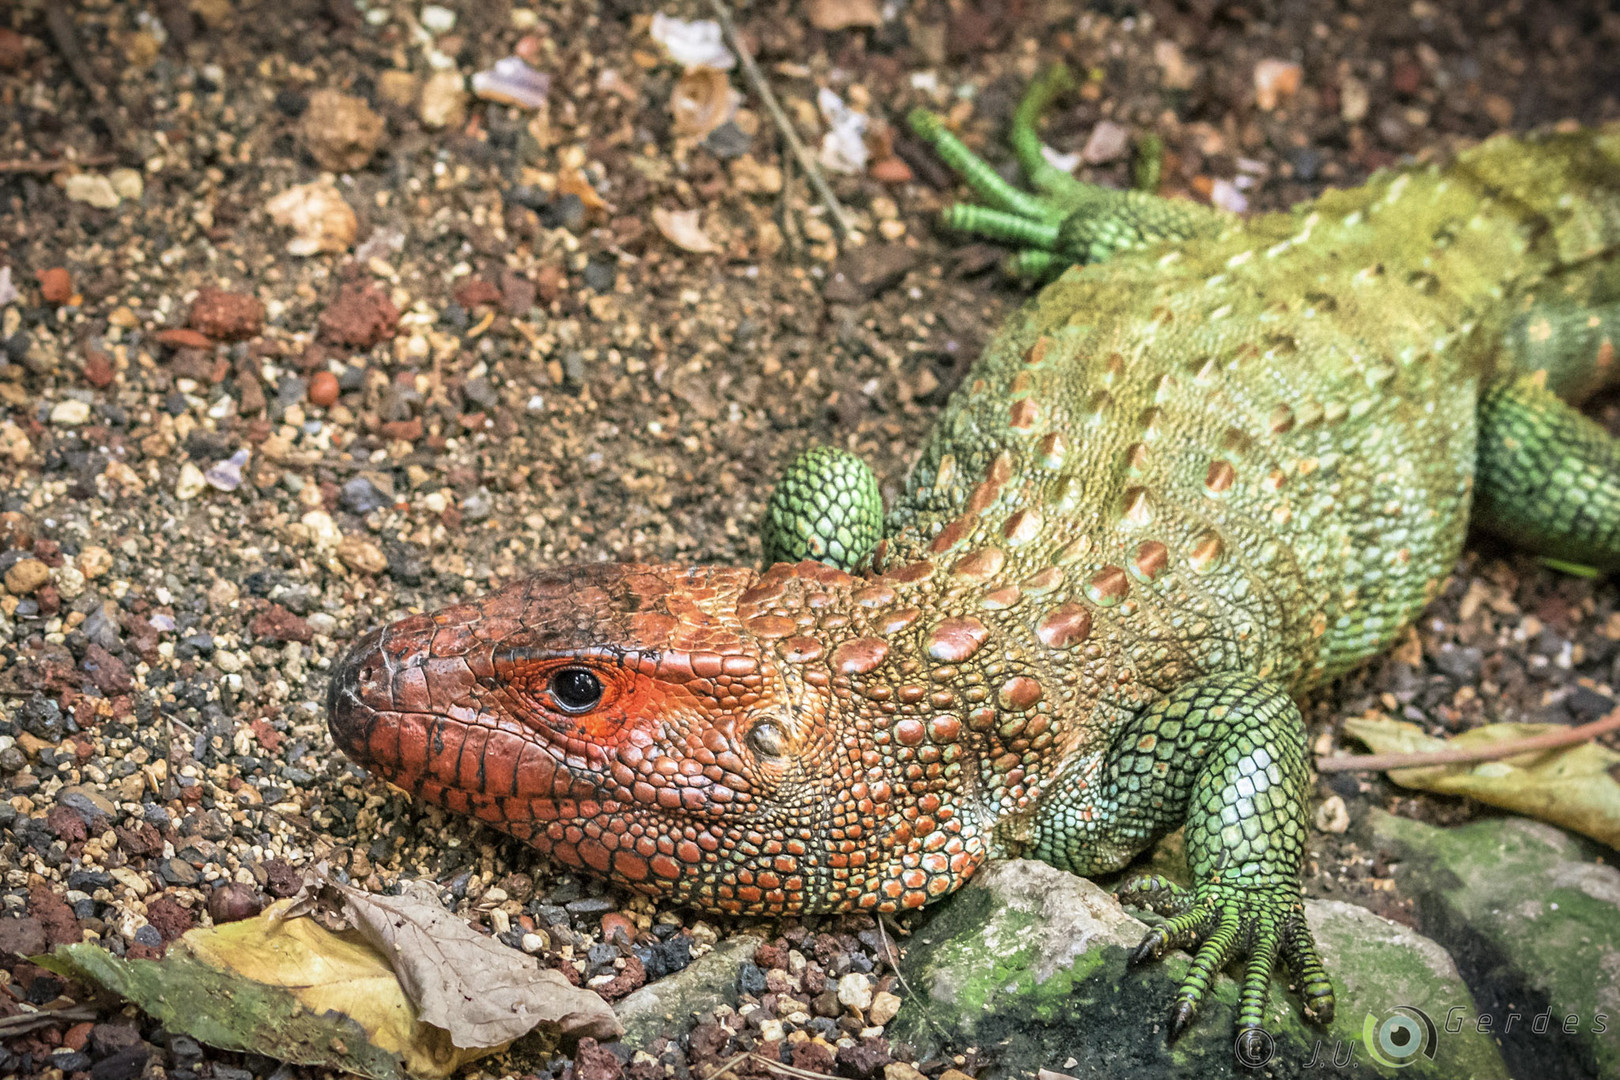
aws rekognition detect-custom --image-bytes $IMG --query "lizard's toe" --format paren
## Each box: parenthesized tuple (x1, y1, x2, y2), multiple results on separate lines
(1124, 880, 1334, 1046)
(1127, 905, 1210, 968)
(1116, 872, 1194, 919)
(1165, 907, 1245, 1042)
(1283, 915, 1336, 1025)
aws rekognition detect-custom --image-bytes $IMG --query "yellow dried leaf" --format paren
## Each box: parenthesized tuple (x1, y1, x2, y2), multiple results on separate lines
(557, 168, 611, 220)
(1341, 716, 1620, 849)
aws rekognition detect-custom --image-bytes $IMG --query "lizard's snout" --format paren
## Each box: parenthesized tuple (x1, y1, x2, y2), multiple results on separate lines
(326, 624, 391, 764)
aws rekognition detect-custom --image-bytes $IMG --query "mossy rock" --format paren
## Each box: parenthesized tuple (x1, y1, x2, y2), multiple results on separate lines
(892, 860, 1507, 1079)
(1365, 810, 1620, 1079)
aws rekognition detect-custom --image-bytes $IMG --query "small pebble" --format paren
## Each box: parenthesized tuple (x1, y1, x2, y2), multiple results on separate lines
(308, 370, 340, 406)
(175, 462, 208, 500)
(837, 972, 873, 1011)
(867, 990, 901, 1026)
(50, 399, 90, 426)
(3, 558, 50, 596)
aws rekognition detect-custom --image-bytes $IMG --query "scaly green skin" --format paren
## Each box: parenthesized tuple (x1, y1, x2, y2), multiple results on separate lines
(329, 70, 1620, 1053)
(761, 446, 884, 570)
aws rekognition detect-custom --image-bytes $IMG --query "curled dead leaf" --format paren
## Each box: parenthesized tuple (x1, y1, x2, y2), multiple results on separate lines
(557, 168, 611, 221)
(652, 207, 722, 254)
(670, 66, 740, 140)
(35, 871, 621, 1080)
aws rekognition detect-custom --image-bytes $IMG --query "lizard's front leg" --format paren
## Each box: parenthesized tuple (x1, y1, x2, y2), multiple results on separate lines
(1029, 674, 1334, 1050)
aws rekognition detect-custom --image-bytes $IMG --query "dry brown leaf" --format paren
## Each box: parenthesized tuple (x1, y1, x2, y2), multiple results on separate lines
(327, 876, 621, 1047)
(1341, 715, 1620, 849)
(557, 168, 612, 220)
(808, 0, 883, 31)
(651, 207, 722, 254)
(38, 870, 621, 1080)
(44, 901, 481, 1080)
(670, 66, 739, 140)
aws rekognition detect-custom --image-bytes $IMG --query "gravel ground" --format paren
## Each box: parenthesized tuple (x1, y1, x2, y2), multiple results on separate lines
(2, 1, 1619, 1079)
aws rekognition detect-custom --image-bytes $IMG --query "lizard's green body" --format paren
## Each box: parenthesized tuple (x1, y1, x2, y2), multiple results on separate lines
(328, 71, 1620, 1048)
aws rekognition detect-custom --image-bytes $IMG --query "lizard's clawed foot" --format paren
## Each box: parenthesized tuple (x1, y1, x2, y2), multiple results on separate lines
(906, 64, 1225, 277)
(1117, 874, 1335, 1046)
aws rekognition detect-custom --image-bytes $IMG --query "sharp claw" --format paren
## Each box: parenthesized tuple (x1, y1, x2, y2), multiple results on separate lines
(1304, 992, 1335, 1026)
(1167, 999, 1198, 1044)
(1129, 930, 1163, 968)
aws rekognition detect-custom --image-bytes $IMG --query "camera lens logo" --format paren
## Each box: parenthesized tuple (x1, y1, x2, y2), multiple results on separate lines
(1232, 1028, 1274, 1068)
(1363, 1006, 1438, 1068)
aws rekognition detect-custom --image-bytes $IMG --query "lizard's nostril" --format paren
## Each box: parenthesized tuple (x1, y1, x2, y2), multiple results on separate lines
(327, 626, 389, 760)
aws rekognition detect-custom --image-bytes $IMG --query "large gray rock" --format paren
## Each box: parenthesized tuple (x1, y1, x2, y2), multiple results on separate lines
(614, 935, 762, 1046)
(891, 859, 1507, 1079)
(1365, 809, 1620, 1079)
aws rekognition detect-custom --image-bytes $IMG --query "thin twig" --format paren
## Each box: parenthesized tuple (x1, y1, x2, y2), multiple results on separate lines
(45, 7, 103, 104)
(750, 1055, 846, 1080)
(0, 1006, 100, 1038)
(705, 0, 853, 241)
(1317, 709, 1620, 772)
(0, 155, 117, 174)
(699, 1051, 752, 1080)
(874, 914, 955, 1044)
(44, 7, 126, 156)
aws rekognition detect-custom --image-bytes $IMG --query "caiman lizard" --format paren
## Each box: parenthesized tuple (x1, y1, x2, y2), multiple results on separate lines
(328, 67, 1620, 1047)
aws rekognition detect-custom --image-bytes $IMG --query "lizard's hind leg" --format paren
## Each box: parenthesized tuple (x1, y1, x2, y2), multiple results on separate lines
(1475, 372, 1620, 573)
(1476, 290, 1620, 572)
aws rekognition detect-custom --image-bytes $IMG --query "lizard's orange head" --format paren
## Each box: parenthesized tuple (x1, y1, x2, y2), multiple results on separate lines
(328, 560, 986, 914)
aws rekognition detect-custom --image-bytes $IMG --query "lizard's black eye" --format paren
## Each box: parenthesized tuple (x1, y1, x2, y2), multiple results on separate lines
(549, 668, 603, 714)
(748, 721, 786, 758)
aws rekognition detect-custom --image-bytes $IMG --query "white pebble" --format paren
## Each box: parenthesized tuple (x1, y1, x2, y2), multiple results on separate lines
(837, 972, 873, 1011)
(419, 4, 456, 33)
(50, 399, 91, 426)
(175, 461, 207, 499)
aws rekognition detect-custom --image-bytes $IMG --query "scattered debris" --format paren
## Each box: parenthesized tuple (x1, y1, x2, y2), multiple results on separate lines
(418, 70, 467, 128)
(652, 207, 722, 254)
(807, 0, 884, 31)
(187, 287, 264, 341)
(702, 0, 851, 238)
(1254, 58, 1304, 111)
(1208, 177, 1248, 213)
(471, 55, 549, 109)
(63, 172, 121, 209)
(815, 87, 868, 175)
(1081, 120, 1130, 165)
(36, 266, 73, 306)
(670, 66, 739, 139)
(266, 179, 359, 255)
(649, 13, 734, 70)
(300, 89, 386, 172)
